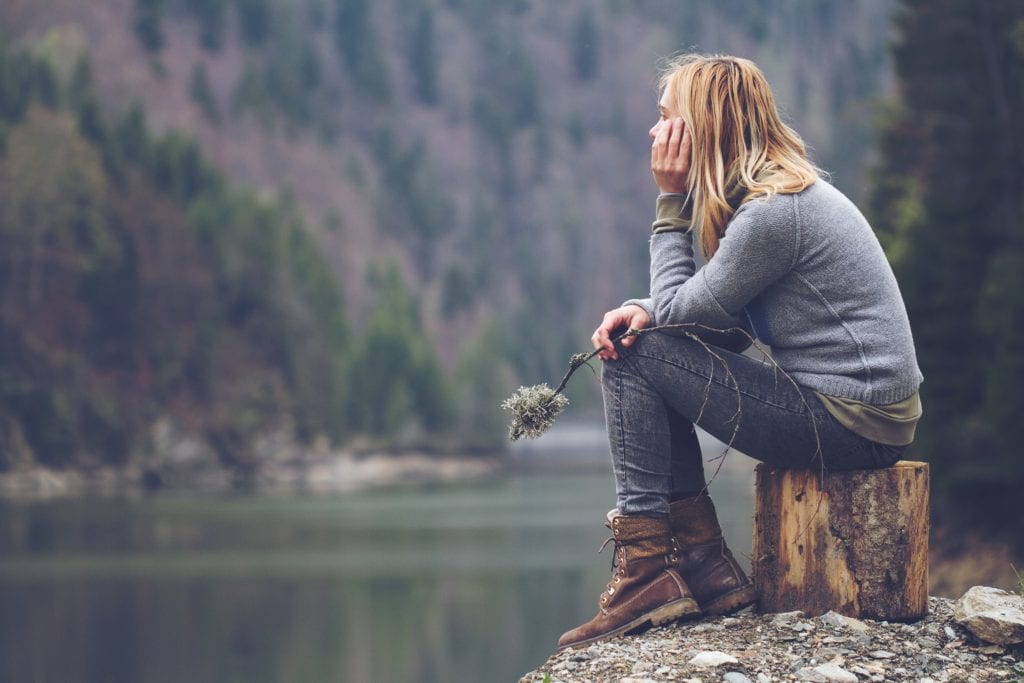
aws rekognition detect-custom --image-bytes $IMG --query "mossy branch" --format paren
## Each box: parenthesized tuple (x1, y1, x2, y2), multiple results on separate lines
(501, 322, 821, 459)
(502, 321, 827, 537)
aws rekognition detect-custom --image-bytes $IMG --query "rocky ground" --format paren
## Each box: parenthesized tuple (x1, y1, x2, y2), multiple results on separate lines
(521, 595, 1024, 683)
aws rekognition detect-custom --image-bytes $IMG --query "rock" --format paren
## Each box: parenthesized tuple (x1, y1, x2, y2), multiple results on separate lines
(812, 663, 858, 683)
(519, 593, 1022, 682)
(723, 672, 754, 683)
(953, 585, 1024, 645)
(771, 610, 805, 626)
(817, 610, 870, 633)
(688, 650, 739, 668)
(794, 666, 828, 682)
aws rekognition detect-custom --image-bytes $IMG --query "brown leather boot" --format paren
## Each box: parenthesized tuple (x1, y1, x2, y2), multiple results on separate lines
(557, 514, 701, 650)
(668, 493, 757, 615)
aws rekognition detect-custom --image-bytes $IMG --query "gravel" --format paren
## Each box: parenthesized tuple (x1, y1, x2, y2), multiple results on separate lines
(520, 597, 1024, 682)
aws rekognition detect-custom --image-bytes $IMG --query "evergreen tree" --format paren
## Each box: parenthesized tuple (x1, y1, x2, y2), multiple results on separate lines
(189, 63, 222, 124)
(184, 0, 227, 52)
(408, 6, 439, 105)
(333, 0, 392, 102)
(233, 0, 271, 46)
(346, 264, 453, 437)
(571, 6, 599, 82)
(871, 0, 1024, 529)
(133, 0, 166, 53)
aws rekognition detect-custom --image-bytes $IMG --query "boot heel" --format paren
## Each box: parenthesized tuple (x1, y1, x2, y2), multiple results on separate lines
(648, 597, 700, 626)
(702, 584, 757, 615)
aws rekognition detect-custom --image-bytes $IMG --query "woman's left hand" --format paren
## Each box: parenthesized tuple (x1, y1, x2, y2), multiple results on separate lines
(651, 117, 691, 194)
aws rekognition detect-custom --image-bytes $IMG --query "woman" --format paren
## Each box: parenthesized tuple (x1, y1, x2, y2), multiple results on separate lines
(558, 54, 923, 650)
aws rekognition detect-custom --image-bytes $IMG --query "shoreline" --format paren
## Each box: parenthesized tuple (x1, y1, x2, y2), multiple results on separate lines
(0, 450, 505, 501)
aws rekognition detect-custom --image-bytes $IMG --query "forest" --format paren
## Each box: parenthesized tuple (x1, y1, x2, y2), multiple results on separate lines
(0, 0, 1022, 541)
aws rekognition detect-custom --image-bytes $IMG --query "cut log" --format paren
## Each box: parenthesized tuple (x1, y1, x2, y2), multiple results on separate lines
(752, 460, 929, 620)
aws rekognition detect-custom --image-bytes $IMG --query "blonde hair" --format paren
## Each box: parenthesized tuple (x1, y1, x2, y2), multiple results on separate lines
(659, 54, 821, 258)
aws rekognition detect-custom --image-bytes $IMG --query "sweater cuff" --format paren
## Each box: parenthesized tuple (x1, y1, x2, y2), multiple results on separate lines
(652, 193, 693, 234)
(621, 298, 655, 326)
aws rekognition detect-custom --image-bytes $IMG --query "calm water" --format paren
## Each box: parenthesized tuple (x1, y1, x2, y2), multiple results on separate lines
(0, 455, 756, 683)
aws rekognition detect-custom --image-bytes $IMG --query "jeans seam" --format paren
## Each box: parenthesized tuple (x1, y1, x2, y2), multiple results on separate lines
(614, 367, 628, 512)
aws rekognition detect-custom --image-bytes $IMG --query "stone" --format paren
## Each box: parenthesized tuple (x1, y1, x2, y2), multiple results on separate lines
(794, 667, 828, 682)
(723, 672, 754, 683)
(688, 651, 739, 668)
(771, 611, 805, 626)
(519, 593, 1022, 682)
(812, 663, 859, 683)
(817, 610, 870, 633)
(953, 585, 1024, 646)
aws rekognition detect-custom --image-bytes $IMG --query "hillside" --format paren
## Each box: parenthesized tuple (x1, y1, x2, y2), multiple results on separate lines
(0, 0, 898, 476)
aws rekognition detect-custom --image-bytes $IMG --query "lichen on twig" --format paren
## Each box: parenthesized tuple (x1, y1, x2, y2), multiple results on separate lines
(501, 321, 826, 537)
(501, 383, 571, 441)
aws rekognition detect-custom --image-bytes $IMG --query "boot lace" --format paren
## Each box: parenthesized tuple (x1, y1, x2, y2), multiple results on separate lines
(596, 538, 626, 604)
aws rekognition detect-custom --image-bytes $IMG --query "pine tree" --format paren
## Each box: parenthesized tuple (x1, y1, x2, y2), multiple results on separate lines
(133, 0, 165, 53)
(408, 6, 439, 105)
(571, 6, 599, 82)
(871, 0, 1024, 528)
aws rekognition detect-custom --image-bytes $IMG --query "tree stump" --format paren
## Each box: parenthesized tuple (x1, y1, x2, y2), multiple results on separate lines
(752, 460, 929, 620)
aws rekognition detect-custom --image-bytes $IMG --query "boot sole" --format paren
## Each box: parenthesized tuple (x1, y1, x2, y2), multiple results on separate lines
(701, 584, 757, 616)
(557, 597, 700, 651)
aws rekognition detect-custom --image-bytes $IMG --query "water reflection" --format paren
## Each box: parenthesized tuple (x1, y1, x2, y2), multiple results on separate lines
(0, 454, 756, 683)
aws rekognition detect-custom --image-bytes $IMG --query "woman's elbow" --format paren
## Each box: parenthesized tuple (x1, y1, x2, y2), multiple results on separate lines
(652, 296, 677, 326)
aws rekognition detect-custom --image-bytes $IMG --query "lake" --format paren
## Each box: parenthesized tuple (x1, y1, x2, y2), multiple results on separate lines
(0, 437, 756, 683)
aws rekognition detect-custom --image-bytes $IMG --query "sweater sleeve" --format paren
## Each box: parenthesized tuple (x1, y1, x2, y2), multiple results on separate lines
(618, 194, 694, 325)
(650, 194, 799, 328)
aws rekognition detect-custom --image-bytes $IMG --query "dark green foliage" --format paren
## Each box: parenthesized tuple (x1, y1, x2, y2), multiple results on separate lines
(308, 0, 327, 28)
(870, 0, 1024, 531)
(472, 37, 540, 155)
(229, 10, 324, 131)
(184, 0, 228, 51)
(571, 6, 599, 82)
(333, 0, 392, 102)
(233, 0, 272, 46)
(440, 266, 474, 319)
(190, 63, 222, 124)
(133, 0, 166, 53)
(346, 265, 453, 436)
(112, 103, 148, 164)
(452, 327, 514, 451)
(231, 60, 273, 126)
(0, 44, 34, 122)
(264, 32, 321, 128)
(146, 131, 220, 203)
(0, 43, 358, 470)
(408, 6, 439, 105)
(371, 130, 455, 274)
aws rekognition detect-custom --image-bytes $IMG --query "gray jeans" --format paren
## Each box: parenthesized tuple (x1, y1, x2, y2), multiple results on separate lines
(603, 331, 905, 516)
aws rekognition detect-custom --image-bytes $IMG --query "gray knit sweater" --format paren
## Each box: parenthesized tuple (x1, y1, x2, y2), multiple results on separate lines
(627, 180, 923, 405)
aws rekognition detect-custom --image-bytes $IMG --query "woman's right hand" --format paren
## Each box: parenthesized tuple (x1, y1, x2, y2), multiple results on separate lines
(651, 117, 691, 194)
(592, 305, 652, 361)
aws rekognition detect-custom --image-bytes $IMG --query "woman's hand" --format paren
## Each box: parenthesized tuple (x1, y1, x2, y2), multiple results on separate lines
(592, 305, 652, 361)
(651, 117, 691, 194)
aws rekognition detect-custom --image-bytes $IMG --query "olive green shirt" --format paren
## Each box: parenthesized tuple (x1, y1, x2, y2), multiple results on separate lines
(815, 391, 922, 446)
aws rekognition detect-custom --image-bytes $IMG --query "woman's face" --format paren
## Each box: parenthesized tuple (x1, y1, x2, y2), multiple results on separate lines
(649, 88, 679, 141)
